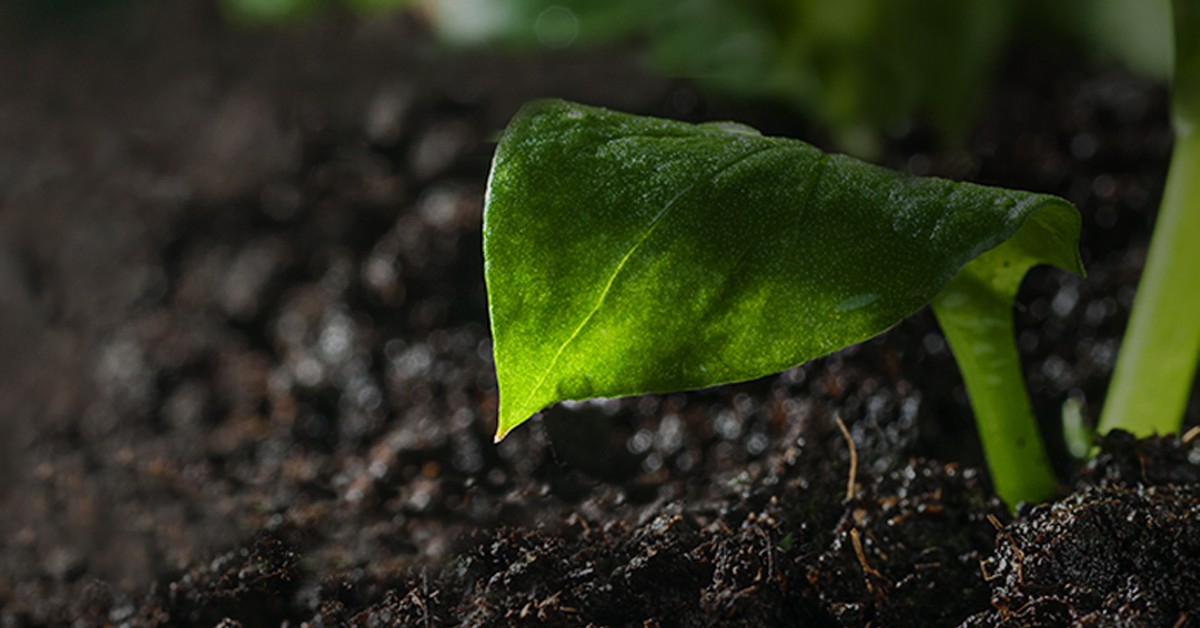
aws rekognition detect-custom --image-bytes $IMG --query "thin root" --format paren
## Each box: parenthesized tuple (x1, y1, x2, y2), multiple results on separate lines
(836, 415, 857, 502)
(849, 528, 883, 596)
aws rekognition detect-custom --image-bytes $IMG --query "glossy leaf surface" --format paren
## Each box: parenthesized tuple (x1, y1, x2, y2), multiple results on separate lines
(484, 99, 1081, 439)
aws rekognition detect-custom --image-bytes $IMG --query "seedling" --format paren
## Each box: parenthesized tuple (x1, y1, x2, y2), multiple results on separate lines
(483, 99, 1081, 505)
(1098, 0, 1200, 438)
(482, 0, 1199, 507)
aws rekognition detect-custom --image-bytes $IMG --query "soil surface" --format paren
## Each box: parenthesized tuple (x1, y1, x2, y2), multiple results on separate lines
(2, 3, 1199, 626)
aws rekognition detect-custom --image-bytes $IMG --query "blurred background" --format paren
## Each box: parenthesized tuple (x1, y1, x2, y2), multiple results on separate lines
(0, 0, 1183, 624)
(0, 0, 1176, 151)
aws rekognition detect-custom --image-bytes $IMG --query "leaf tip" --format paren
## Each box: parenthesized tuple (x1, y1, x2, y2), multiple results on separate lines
(493, 417, 513, 443)
(493, 413, 520, 442)
(492, 405, 530, 444)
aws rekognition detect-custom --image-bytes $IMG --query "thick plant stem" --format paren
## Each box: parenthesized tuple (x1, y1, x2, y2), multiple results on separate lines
(1099, 132, 1200, 436)
(1099, 0, 1200, 437)
(934, 281, 1058, 507)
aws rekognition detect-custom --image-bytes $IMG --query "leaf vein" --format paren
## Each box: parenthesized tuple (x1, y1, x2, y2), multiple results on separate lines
(518, 142, 785, 412)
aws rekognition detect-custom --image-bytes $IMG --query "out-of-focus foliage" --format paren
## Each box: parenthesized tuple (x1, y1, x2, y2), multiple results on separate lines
(1046, 0, 1173, 80)
(221, 0, 318, 23)
(424, 0, 1015, 154)
(220, 0, 411, 23)
(421, 0, 1173, 154)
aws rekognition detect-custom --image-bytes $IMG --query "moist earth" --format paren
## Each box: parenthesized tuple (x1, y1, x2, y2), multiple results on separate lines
(1, 3, 1198, 626)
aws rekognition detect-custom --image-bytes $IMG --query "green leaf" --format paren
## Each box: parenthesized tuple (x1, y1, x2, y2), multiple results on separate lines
(484, 99, 1082, 440)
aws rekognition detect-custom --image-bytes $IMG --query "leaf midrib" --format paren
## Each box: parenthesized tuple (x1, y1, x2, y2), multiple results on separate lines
(516, 142, 786, 413)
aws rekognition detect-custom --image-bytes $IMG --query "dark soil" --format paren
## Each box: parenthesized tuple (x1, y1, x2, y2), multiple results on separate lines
(2, 3, 1198, 626)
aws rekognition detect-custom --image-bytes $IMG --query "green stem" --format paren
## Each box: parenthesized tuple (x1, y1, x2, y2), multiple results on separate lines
(932, 240, 1059, 507)
(1099, 0, 1200, 437)
(1098, 131, 1200, 436)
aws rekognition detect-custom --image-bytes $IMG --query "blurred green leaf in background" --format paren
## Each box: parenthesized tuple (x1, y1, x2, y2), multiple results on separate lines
(219, 0, 413, 24)
(419, 0, 1173, 154)
(423, 0, 1016, 154)
(1049, 0, 1173, 80)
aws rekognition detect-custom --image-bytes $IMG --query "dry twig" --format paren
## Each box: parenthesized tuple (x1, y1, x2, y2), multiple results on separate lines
(849, 528, 883, 596)
(988, 514, 1026, 586)
(835, 415, 857, 502)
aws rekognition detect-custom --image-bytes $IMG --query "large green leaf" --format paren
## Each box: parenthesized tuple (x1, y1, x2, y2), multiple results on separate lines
(484, 99, 1081, 440)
